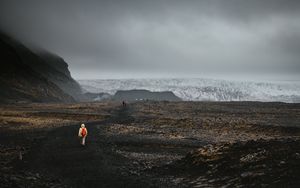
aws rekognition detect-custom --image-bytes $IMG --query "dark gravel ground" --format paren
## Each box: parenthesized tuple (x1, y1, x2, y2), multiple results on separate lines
(10, 107, 171, 187)
(1, 102, 300, 187)
(2, 106, 192, 187)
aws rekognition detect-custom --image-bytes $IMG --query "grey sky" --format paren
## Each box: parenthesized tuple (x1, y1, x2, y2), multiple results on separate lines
(0, 0, 299, 80)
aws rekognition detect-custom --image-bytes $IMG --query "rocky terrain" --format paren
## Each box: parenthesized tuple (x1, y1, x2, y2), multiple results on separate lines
(0, 101, 299, 187)
(167, 139, 300, 187)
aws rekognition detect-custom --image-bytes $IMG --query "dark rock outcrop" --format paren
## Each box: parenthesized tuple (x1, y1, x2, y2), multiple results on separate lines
(0, 31, 82, 103)
(113, 89, 181, 102)
(33, 50, 84, 101)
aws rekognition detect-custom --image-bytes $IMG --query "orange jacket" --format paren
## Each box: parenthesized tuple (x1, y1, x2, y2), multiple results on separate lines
(78, 127, 88, 137)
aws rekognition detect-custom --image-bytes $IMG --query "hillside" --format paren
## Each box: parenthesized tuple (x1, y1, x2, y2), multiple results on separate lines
(0, 32, 82, 103)
(33, 50, 83, 101)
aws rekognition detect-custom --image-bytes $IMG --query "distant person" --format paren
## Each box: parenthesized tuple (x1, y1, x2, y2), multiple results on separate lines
(122, 101, 127, 107)
(78, 124, 88, 146)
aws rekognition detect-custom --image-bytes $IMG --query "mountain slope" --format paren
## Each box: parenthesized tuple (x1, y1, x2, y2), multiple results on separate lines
(33, 50, 84, 101)
(0, 32, 81, 103)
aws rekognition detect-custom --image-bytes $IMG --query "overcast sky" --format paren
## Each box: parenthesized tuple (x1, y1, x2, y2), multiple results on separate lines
(0, 0, 299, 80)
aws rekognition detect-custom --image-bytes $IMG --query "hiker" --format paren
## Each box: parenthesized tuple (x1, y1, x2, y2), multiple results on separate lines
(78, 124, 88, 146)
(122, 101, 126, 107)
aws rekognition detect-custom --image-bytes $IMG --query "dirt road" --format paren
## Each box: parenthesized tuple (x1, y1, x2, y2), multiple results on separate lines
(16, 106, 181, 187)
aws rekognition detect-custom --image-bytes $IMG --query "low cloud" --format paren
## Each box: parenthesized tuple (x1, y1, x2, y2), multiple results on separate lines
(0, 0, 299, 80)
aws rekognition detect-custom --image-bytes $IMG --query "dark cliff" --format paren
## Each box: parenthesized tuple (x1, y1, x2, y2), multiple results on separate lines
(33, 50, 84, 101)
(0, 32, 83, 103)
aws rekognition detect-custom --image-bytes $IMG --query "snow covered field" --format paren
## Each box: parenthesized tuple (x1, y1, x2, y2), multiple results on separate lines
(78, 78, 300, 103)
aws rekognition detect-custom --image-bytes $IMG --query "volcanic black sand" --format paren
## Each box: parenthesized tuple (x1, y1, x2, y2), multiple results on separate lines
(3, 106, 186, 187)
(11, 107, 161, 187)
(1, 102, 300, 187)
(21, 106, 154, 187)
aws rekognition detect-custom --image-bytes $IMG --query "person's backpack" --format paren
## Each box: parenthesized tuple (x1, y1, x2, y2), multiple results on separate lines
(81, 128, 87, 137)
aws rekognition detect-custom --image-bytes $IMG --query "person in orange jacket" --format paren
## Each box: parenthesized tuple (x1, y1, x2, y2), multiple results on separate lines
(78, 124, 88, 146)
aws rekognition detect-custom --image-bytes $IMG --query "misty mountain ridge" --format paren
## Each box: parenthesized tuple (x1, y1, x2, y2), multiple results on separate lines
(78, 78, 300, 103)
(1, 30, 299, 103)
(0, 31, 83, 103)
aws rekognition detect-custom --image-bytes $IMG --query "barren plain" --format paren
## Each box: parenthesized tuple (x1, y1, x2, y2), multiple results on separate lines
(1, 101, 299, 187)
